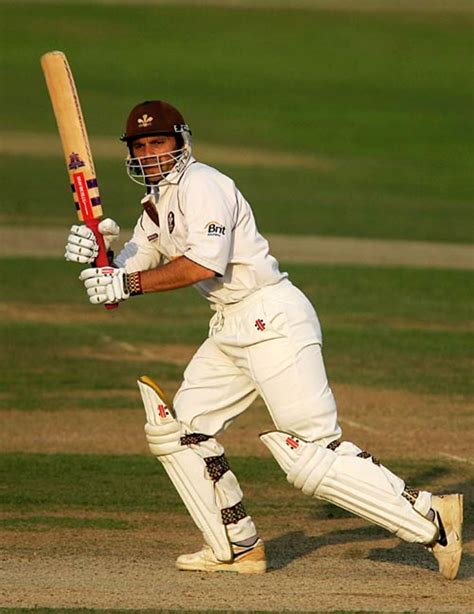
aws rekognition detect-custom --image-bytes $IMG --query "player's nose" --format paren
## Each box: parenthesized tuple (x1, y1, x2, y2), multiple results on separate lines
(142, 145, 155, 157)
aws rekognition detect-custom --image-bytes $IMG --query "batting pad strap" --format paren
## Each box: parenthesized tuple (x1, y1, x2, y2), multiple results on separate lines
(181, 433, 211, 446)
(189, 439, 256, 544)
(402, 487, 420, 505)
(222, 502, 247, 525)
(205, 454, 231, 482)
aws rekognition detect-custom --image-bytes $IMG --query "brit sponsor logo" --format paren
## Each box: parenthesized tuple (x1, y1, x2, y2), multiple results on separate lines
(147, 233, 159, 242)
(68, 152, 85, 170)
(206, 221, 225, 236)
(286, 436, 300, 449)
(254, 319, 266, 331)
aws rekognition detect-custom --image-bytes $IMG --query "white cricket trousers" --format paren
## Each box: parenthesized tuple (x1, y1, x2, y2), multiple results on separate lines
(174, 278, 341, 444)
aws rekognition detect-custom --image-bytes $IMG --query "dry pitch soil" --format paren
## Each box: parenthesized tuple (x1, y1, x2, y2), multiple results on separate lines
(1, 232, 473, 611)
(1, 386, 473, 612)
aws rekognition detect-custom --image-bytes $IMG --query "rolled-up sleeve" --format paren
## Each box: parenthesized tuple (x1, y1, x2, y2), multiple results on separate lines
(115, 217, 162, 272)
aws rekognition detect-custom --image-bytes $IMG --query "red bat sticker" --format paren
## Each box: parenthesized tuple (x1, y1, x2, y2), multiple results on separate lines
(73, 171, 93, 220)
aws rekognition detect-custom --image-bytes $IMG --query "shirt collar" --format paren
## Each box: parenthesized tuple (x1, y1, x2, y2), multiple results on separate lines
(158, 154, 196, 187)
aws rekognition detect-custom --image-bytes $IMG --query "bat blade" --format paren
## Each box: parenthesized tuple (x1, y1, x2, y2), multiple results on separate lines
(41, 51, 103, 224)
(41, 50, 118, 309)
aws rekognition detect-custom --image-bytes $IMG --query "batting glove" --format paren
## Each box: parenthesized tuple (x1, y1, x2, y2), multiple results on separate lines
(65, 218, 120, 264)
(79, 266, 143, 304)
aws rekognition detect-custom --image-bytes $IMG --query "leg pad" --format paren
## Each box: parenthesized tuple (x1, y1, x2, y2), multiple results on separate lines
(260, 430, 437, 544)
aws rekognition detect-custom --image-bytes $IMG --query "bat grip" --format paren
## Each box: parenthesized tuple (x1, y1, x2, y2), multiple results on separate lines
(86, 218, 119, 311)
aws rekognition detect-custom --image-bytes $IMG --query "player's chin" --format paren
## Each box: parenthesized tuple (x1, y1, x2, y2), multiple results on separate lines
(144, 170, 163, 183)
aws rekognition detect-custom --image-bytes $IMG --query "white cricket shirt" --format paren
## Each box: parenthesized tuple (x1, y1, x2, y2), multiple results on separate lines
(115, 157, 286, 305)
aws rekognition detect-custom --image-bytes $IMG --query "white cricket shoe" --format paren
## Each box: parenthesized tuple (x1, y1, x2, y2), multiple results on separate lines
(176, 538, 267, 574)
(428, 494, 463, 580)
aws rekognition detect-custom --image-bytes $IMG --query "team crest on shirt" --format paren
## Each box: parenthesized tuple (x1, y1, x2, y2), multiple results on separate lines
(168, 211, 175, 234)
(206, 221, 226, 236)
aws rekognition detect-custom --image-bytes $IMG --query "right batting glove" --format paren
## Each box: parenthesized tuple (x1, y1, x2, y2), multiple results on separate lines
(65, 218, 120, 264)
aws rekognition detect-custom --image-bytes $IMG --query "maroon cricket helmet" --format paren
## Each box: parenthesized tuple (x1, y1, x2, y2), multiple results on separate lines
(120, 100, 191, 143)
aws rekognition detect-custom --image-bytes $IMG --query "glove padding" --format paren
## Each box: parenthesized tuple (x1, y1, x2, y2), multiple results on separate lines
(79, 266, 129, 304)
(65, 218, 120, 263)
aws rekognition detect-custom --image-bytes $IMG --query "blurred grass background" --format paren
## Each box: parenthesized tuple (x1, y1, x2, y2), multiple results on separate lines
(1, 1, 473, 239)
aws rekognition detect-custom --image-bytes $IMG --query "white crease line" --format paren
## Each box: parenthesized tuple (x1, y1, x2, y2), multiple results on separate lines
(339, 418, 382, 434)
(101, 335, 159, 360)
(2, 227, 473, 270)
(439, 452, 474, 465)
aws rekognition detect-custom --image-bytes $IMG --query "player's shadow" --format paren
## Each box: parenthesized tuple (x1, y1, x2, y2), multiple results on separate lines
(368, 543, 473, 579)
(266, 527, 473, 578)
(266, 525, 387, 571)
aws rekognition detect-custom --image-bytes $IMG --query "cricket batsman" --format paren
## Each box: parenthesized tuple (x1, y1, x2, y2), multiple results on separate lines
(65, 100, 463, 578)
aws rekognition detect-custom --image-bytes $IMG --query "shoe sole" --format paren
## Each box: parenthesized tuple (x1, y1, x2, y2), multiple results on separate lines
(176, 559, 267, 574)
(431, 493, 463, 580)
(176, 547, 267, 574)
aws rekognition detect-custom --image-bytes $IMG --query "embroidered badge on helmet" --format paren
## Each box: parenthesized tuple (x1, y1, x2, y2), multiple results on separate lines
(138, 114, 153, 128)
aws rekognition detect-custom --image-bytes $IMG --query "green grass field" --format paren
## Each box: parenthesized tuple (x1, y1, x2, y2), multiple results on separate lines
(4, 154, 473, 241)
(1, 453, 470, 521)
(1, 1, 473, 240)
(1, 2, 473, 612)
(1, 259, 473, 413)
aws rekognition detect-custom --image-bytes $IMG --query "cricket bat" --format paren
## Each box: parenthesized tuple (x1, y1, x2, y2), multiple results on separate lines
(41, 50, 118, 310)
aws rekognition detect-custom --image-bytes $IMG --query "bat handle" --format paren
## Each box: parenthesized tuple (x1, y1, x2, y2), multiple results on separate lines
(85, 218, 119, 311)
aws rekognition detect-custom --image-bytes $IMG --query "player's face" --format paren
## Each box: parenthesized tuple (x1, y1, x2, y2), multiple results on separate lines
(131, 135, 178, 182)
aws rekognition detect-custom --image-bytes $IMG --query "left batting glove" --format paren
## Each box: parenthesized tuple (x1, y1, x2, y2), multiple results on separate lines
(79, 267, 143, 305)
(65, 218, 120, 264)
